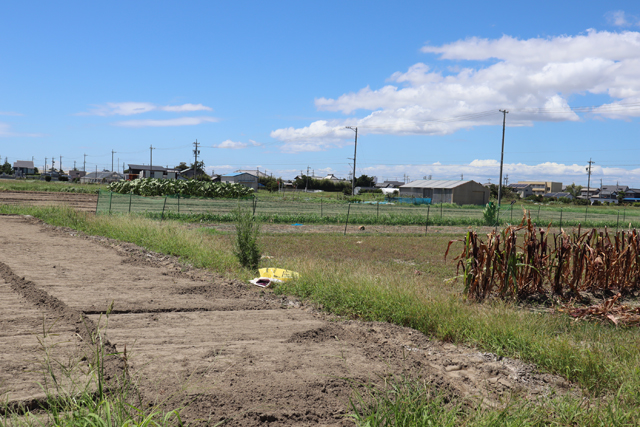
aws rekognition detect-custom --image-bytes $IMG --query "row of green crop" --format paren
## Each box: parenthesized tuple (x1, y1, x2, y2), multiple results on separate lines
(140, 210, 640, 229)
(107, 178, 253, 197)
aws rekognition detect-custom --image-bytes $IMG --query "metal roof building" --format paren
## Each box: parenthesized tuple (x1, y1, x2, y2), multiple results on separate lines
(399, 179, 489, 205)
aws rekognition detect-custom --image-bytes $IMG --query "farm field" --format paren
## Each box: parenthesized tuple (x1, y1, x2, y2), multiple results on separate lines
(0, 215, 572, 425)
(0, 190, 98, 212)
(3, 191, 640, 424)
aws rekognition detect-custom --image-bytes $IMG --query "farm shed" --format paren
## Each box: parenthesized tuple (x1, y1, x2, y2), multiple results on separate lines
(399, 180, 489, 205)
(220, 172, 258, 190)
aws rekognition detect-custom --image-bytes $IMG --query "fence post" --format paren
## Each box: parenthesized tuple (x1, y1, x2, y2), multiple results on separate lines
(559, 208, 563, 229)
(128, 193, 132, 213)
(321, 198, 323, 217)
(585, 206, 588, 223)
(344, 203, 351, 236)
(108, 191, 113, 215)
(617, 210, 620, 232)
(161, 196, 167, 220)
(510, 204, 513, 222)
(377, 201, 379, 219)
(537, 205, 540, 222)
(623, 207, 626, 222)
(440, 202, 443, 217)
(425, 205, 430, 235)
(253, 196, 257, 216)
(177, 194, 180, 214)
(95, 190, 101, 214)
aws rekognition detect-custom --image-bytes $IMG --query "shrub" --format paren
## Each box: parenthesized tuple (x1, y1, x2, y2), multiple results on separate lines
(482, 202, 498, 225)
(233, 208, 261, 270)
(45, 175, 51, 182)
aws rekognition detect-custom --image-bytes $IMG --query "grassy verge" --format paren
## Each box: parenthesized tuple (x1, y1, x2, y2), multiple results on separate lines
(1, 309, 183, 427)
(0, 180, 104, 193)
(4, 205, 640, 423)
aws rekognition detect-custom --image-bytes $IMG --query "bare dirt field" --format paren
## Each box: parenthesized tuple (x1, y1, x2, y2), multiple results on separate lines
(0, 214, 574, 425)
(0, 191, 98, 212)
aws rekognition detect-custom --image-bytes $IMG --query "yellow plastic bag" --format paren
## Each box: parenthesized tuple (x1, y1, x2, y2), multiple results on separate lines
(258, 268, 300, 281)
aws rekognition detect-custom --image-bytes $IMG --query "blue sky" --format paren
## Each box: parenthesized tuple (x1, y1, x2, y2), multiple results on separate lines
(2, 1, 640, 186)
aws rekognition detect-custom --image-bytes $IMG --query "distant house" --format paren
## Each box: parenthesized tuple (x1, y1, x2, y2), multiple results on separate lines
(509, 183, 534, 198)
(399, 180, 489, 205)
(235, 169, 270, 179)
(79, 171, 124, 184)
(592, 185, 629, 204)
(579, 187, 600, 199)
(13, 160, 35, 176)
(516, 181, 562, 196)
(68, 170, 86, 181)
(220, 172, 258, 190)
(127, 164, 179, 180)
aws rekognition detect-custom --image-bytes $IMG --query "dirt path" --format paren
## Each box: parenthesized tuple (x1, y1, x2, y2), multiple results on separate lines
(0, 215, 572, 425)
(0, 191, 98, 212)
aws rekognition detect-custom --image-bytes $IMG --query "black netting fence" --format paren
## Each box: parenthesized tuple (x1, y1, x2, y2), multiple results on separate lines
(95, 190, 640, 229)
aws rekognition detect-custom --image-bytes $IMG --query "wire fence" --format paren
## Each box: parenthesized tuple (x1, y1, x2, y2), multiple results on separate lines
(95, 191, 640, 230)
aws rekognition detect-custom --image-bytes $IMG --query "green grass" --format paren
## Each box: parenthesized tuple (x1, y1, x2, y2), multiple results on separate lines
(351, 375, 640, 426)
(1, 309, 184, 427)
(0, 179, 105, 193)
(4, 204, 640, 423)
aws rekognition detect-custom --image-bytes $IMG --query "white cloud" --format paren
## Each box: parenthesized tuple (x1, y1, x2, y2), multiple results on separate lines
(113, 117, 219, 128)
(80, 102, 212, 116)
(605, 11, 636, 27)
(248, 139, 263, 147)
(0, 111, 22, 116)
(214, 140, 248, 149)
(0, 122, 45, 137)
(272, 29, 640, 151)
(357, 160, 640, 187)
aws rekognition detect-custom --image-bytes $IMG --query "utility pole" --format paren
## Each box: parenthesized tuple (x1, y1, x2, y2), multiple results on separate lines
(193, 139, 200, 179)
(45, 158, 48, 172)
(83, 154, 87, 172)
(586, 158, 594, 203)
(59, 156, 62, 173)
(149, 145, 155, 178)
(504, 174, 509, 186)
(461, 174, 464, 181)
(497, 109, 508, 206)
(52, 157, 55, 171)
(117, 158, 119, 173)
(345, 126, 358, 195)
(111, 150, 116, 172)
(74, 160, 76, 170)
(305, 166, 310, 191)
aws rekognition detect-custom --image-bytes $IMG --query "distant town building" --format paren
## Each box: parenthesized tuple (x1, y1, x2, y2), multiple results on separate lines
(13, 160, 35, 176)
(516, 181, 562, 196)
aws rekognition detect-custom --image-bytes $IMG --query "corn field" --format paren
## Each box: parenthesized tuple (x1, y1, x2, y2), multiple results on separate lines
(446, 211, 640, 300)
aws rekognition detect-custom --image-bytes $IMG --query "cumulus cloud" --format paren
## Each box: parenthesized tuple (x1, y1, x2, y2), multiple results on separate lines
(214, 140, 248, 149)
(113, 117, 219, 128)
(80, 102, 212, 116)
(272, 29, 640, 151)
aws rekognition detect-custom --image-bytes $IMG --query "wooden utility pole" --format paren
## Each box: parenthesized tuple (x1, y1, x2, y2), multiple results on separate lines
(497, 109, 509, 206)
(83, 154, 87, 172)
(345, 126, 358, 195)
(111, 150, 116, 172)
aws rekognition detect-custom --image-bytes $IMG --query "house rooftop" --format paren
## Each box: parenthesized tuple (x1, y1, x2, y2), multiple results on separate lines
(400, 179, 471, 189)
(13, 160, 34, 168)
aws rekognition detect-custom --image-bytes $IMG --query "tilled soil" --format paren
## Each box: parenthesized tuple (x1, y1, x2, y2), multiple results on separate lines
(0, 191, 98, 212)
(0, 215, 573, 425)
